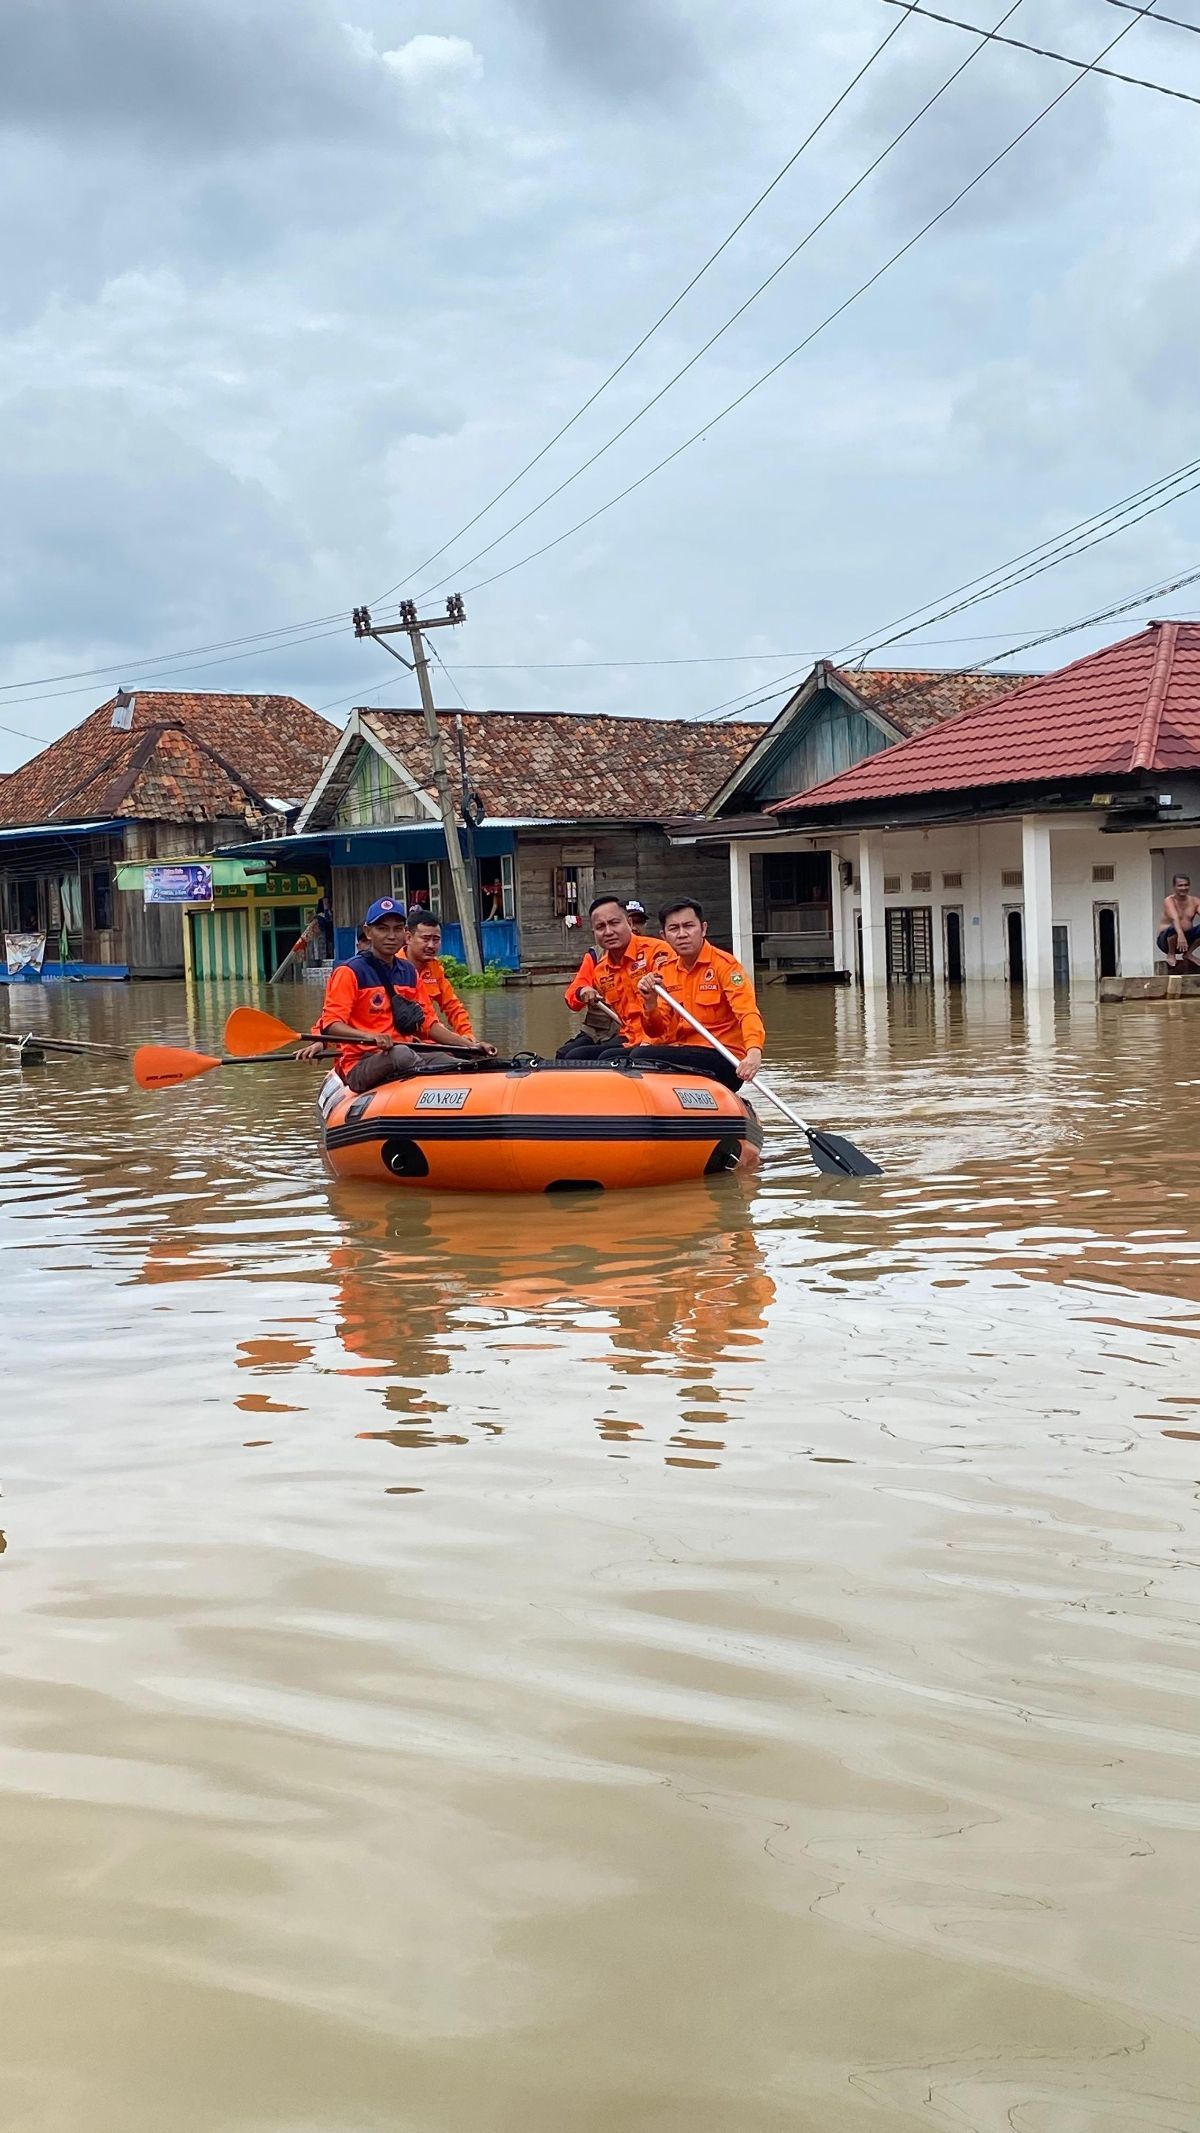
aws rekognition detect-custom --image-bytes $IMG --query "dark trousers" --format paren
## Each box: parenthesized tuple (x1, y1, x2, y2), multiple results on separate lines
(1157, 924, 1200, 957)
(343, 1044, 451, 1092)
(554, 1032, 744, 1096)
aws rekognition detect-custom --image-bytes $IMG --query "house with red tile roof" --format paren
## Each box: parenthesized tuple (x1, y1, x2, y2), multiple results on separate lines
(226, 704, 768, 972)
(669, 657, 1036, 976)
(686, 625, 1200, 993)
(0, 690, 335, 980)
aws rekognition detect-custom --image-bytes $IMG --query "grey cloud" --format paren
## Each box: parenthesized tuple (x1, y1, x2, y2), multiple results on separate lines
(507, 0, 700, 95)
(853, 18, 1110, 232)
(0, 388, 308, 647)
(0, 0, 401, 150)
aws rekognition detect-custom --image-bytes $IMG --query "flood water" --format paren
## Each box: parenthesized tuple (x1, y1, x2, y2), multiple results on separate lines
(1, 975, 1199, 2132)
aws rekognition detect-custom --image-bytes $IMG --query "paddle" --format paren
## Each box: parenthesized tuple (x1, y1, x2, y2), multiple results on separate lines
(647, 980, 882, 1179)
(132, 1044, 316, 1091)
(0, 1029, 129, 1057)
(222, 1005, 482, 1059)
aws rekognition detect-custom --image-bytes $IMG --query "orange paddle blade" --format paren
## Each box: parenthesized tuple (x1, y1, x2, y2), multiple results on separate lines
(223, 1006, 300, 1056)
(133, 1044, 223, 1091)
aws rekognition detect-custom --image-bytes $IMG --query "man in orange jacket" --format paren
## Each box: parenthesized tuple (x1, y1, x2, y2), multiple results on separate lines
(404, 910, 488, 1045)
(564, 894, 672, 1049)
(639, 897, 765, 1081)
(314, 898, 474, 1091)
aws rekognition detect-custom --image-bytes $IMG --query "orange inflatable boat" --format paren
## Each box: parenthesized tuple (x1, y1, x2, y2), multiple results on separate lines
(317, 1059, 748, 1192)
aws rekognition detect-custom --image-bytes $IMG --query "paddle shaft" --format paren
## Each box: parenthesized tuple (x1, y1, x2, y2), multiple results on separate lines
(0, 1029, 128, 1057)
(648, 980, 812, 1135)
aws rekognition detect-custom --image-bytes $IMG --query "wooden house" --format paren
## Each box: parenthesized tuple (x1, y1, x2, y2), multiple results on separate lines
(0, 690, 335, 979)
(228, 706, 766, 972)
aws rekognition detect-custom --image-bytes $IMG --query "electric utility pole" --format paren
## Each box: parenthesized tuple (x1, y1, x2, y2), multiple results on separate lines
(352, 594, 482, 976)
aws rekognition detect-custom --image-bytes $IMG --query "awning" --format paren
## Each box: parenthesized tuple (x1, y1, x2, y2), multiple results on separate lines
(0, 818, 126, 847)
(218, 821, 532, 864)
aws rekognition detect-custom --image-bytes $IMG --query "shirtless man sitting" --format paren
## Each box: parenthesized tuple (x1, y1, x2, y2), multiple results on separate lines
(1157, 874, 1200, 969)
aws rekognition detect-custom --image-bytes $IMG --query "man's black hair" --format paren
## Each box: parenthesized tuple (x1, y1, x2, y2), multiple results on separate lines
(659, 898, 705, 926)
(588, 892, 629, 918)
(407, 909, 442, 929)
(1173, 873, 1191, 885)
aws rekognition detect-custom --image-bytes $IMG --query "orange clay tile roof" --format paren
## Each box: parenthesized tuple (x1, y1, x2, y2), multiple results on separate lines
(0, 690, 336, 829)
(835, 664, 1037, 738)
(359, 709, 768, 820)
(770, 624, 1200, 814)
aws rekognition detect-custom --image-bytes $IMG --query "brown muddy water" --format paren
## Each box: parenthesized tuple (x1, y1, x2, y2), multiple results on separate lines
(1, 976, 1199, 2133)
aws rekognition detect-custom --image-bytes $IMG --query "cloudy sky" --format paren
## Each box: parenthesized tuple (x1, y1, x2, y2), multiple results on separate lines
(2, 0, 1199, 770)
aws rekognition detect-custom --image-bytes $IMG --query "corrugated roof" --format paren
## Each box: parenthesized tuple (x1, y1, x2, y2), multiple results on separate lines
(356, 708, 766, 822)
(0, 690, 336, 830)
(769, 625, 1200, 814)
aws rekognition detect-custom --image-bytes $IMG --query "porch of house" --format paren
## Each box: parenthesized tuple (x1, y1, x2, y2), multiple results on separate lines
(725, 816, 1178, 993)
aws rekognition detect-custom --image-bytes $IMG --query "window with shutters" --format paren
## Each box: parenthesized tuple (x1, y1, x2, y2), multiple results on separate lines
(1091, 864, 1115, 884)
(911, 871, 931, 892)
(885, 907, 934, 981)
(883, 875, 901, 894)
(1001, 869, 1023, 888)
(942, 871, 963, 889)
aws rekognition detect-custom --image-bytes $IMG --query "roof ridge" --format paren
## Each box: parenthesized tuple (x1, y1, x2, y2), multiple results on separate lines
(1129, 620, 1178, 772)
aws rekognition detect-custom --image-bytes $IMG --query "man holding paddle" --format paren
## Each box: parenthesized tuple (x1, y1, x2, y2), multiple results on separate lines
(562, 894, 672, 1054)
(639, 899, 765, 1082)
(315, 898, 483, 1092)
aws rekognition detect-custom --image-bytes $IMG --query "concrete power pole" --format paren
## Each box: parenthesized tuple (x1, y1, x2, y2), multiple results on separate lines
(352, 595, 483, 976)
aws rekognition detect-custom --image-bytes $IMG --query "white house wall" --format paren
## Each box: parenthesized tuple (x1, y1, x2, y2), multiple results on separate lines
(743, 818, 1164, 988)
(843, 820, 1159, 985)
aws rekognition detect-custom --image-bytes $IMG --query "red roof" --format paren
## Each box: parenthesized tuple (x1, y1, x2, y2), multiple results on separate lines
(0, 690, 336, 829)
(769, 624, 1200, 814)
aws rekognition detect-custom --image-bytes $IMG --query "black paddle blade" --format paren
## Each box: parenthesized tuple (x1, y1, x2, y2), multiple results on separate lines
(805, 1129, 882, 1179)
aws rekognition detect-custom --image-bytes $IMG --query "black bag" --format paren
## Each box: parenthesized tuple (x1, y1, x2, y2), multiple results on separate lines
(349, 950, 425, 1037)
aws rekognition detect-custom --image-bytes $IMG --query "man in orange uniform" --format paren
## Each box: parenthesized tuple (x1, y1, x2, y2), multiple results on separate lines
(640, 898, 765, 1078)
(405, 910, 484, 1043)
(563, 894, 671, 1049)
(314, 898, 472, 1092)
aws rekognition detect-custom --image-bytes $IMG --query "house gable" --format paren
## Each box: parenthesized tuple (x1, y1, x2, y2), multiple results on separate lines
(707, 665, 899, 817)
(704, 661, 1040, 818)
(295, 713, 439, 833)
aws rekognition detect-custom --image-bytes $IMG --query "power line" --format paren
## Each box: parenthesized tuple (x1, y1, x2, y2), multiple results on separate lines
(371, 12, 912, 604)
(829, 454, 1200, 662)
(831, 559, 1200, 730)
(416, 0, 1025, 601)
(0, 609, 351, 701)
(447, 2, 1153, 604)
(846, 462, 1200, 662)
(1099, 0, 1200, 33)
(3, 622, 349, 720)
(882, 1, 1200, 105)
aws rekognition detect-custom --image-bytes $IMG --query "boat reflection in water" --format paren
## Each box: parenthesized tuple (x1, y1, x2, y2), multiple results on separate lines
(233, 1177, 777, 1472)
